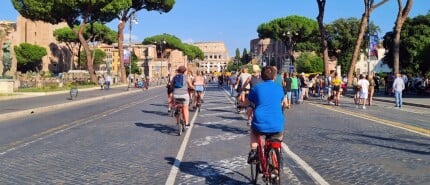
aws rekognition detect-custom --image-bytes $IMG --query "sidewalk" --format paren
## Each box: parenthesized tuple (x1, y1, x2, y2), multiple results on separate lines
(344, 92, 430, 109)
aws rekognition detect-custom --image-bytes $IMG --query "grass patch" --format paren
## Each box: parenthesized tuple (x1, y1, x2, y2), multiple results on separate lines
(17, 83, 98, 92)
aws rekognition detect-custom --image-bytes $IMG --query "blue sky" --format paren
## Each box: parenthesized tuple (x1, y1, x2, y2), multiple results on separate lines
(1, 0, 429, 57)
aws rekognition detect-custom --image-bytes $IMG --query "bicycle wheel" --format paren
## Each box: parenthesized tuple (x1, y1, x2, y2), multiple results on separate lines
(177, 112, 183, 136)
(250, 147, 260, 184)
(267, 148, 282, 185)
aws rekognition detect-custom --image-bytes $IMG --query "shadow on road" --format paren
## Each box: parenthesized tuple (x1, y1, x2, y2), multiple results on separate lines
(134, 122, 178, 136)
(165, 157, 251, 185)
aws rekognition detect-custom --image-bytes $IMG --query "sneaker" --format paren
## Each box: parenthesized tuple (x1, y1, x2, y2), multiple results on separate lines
(247, 120, 252, 126)
(247, 149, 258, 164)
(168, 108, 171, 112)
(362, 106, 366, 110)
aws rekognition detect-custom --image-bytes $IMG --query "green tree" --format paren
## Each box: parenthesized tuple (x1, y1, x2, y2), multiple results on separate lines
(295, 52, 323, 73)
(142, 33, 203, 60)
(257, 15, 320, 52)
(54, 23, 117, 70)
(116, 0, 175, 83)
(13, 0, 130, 83)
(79, 49, 107, 68)
(14, 43, 47, 73)
(326, 18, 379, 76)
(383, 12, 430, 75)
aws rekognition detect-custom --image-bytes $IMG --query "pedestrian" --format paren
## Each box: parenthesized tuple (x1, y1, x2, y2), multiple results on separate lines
(299, 72, 309, 101)
(98, 75, 105, 90)
(247, 66, 285, 164)
(392, 73, 405, 109)
(357, 74, 370, 109)
(352, 74, 359, 105)
(368, 74, 375, 106)
(331, 73, 342, 106)
(105, 74, 111, 90)
(374, 73, 380, 95)
(283, 72, 292, 109)
(229, 71, 238, 97)
(290, 72, 300, 104)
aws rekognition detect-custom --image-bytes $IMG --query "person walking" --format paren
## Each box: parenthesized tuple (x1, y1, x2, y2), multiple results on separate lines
(229, 71, 238, 97)
(283, 72, 292, 109)
(105, 74, 112, 90)
(291, 72, 300, 104)
(98, 75, 105, 90)
(331, 73, 342, 106)
(393, 73, 405, 109)
(357, 74, 370, 109)
(368, 74, 375, 106)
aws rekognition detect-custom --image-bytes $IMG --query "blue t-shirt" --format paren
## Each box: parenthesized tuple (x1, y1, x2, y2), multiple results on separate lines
(248, 80, 285, 133)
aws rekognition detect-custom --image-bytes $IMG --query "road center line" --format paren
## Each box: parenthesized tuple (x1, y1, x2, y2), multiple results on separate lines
(309, 102, 430, 137)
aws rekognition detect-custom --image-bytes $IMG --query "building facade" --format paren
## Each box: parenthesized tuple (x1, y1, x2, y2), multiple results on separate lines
(250, 38, 337, 74)
(355, 48, 391, 75)
(192, 42, 229, 74)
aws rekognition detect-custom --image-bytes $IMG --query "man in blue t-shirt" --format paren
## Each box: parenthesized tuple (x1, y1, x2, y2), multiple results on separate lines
(247, 66, 285, 164)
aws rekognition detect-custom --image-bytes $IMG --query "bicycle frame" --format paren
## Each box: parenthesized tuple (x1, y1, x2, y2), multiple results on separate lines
(256, 134, 282, 183)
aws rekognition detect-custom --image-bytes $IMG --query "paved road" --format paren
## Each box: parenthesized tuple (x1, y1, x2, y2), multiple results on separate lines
(0, 83, 429, 184)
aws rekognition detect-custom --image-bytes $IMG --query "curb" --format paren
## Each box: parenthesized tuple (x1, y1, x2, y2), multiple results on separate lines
(0, 85, 163, 122)
(344, 94, 430, 109)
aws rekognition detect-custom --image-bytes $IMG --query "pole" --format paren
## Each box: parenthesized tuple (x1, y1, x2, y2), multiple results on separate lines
(367, 1, 372, 76)
(127, 13, 132, 90)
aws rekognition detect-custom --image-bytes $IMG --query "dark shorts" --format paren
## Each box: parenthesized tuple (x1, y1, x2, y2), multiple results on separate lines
(252, 128, 284, 142)
(333, 85, 340, 91)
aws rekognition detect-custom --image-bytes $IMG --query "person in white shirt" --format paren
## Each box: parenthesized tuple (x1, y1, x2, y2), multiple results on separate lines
(393, 73, 405, 108)
(357, 74, 370, 109)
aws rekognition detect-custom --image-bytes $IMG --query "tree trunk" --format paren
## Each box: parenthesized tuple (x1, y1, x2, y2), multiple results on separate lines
(316, 0, 330, 76)
(118, 21, 126, 83)
(347, 0, 389, 86)
(347, 11, 368, 86)
(393, 0, 414, 74)
(76, 22, 96, 83)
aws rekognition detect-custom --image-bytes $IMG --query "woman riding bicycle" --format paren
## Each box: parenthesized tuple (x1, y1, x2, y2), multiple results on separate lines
(247, 66, 285, 164)
(193, 71, 205, 110)
(170, 66, 194, 129)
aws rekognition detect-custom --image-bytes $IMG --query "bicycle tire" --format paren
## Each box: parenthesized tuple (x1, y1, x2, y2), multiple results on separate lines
(267, 148, 282, 185)
(250, 146, 260, 185)
(177, 112, 183, 136)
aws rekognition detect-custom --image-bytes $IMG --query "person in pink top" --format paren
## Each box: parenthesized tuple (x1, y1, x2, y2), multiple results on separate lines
(192, 71, 206, 109)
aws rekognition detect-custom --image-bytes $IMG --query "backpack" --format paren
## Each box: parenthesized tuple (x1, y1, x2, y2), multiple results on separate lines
(173, 74, 184, 88)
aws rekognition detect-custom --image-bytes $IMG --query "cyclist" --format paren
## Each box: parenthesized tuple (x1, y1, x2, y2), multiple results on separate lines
(247, 66, 285, 164)
(170, 66, 194, 128)
(236, 67, 251, 113)
(187, 71, 195, 106)
(193, 71, 205, 109)
(242, 65, 263, 126)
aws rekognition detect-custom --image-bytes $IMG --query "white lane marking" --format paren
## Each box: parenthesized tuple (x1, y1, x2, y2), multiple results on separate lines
(224, 88, 328, 184)
(165, 108, 199, 185)
(282, 143, 329, 185)
(190, 132, 247, 147)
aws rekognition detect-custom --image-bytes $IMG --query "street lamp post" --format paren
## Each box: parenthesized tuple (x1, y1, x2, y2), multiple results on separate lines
(127, 12, 138, 91)
(367, 0, 374, 76)
(154, 38, 166, 84)
(282, 31, 298, 73)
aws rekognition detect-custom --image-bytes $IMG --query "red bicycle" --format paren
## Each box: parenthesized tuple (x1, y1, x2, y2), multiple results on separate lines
(250, 133, 282, 185)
